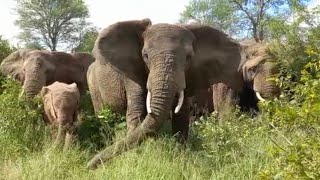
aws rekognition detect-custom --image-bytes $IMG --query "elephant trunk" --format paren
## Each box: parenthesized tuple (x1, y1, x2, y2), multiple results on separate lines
(87, 88, 176, 169)
(23, 70, 46, 99)
(147, 82, 176, 118)
(55, 114, 74, 151)
(146, 54, 185, 116)
(87, 54, 185, 169)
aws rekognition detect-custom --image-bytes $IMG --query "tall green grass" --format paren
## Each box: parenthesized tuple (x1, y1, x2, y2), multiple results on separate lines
(1, 75, 319, 179)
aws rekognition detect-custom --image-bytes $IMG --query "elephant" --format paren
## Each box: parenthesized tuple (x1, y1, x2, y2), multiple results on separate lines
(71, 52, 95, 73)
(40, 81, 80, 151)
(0, 49, 94, 98)
(189, 40, 280, 120)
(85, 18, 279, 169)
(0, 49, 34, 84)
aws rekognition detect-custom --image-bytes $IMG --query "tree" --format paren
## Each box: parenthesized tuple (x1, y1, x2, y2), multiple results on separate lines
(15, 0, 89, 51)
(180, 0, 311, 42)
(0, 36, 15, 63)
(71, 27, 99, 53)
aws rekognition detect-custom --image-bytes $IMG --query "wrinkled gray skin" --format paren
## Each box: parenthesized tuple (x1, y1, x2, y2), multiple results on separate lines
(0, 49, 94, 99)
(0, 49, 33, 84)
(189, 40, 280, 120)
(239, 40, 280, 100)
(86, 18, 248, 169)
(41, 82, 80, 151)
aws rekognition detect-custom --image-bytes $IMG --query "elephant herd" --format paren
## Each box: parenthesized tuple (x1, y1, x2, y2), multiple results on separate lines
(0, 18, 280, 169)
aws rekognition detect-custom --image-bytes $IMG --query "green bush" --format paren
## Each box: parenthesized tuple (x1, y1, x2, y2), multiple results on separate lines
(76, 93, 126, 152)
(0, 36, 15, 63)
(191, 109, 273, 179)
(258, 49, 320, 179)
(0, 78, 47, 163)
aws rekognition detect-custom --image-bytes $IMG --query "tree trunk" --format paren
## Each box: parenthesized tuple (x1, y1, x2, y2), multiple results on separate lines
(51, 38, 57, 51)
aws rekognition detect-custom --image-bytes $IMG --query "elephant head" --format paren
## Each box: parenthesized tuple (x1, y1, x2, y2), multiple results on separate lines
(2, 50, 92, 98)
(22, 50, 53, 98)
(87, 19, 245, 168)
(0, 49, 34, 83)
(240, 40, 280, 101)
(40, 82, 80, 151)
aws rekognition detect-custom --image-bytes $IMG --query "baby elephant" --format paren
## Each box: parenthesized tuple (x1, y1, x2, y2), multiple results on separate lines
(40, 81, 80, 151)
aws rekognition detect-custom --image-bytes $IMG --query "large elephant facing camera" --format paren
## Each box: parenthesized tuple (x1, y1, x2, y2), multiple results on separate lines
(86, 18, 279, 169)
(0, 49, 94, 98)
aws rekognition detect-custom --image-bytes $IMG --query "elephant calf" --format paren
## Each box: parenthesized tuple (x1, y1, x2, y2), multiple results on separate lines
(40, 81, 80, 151)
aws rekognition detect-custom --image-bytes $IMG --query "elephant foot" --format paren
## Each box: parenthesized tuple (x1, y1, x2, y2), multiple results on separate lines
(63, 132, 73, 152)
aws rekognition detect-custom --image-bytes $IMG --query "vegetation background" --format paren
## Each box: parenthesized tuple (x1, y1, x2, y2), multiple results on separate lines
(0, 0, 319, 179)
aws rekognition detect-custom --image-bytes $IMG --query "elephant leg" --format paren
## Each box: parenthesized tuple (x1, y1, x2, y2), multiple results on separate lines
(77, 82, 87, 96)
(172, 98, 190, 143)
(89, 85, 103, 114)
(98, 64, 127, 114)
(63, 131, 73, 152)
(54, 124, 66, 148)
(87, 63, 104, 114)
(124, 78, 147, 133)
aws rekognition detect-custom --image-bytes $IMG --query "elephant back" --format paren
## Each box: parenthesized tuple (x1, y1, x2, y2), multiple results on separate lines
(71, 52, 95, 72)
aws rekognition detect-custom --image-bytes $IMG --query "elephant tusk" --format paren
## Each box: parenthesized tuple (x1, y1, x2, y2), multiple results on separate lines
(146, 91, 152, 114)
(255, 92, 266, 102)
(174, 91, 184, 114)
(19, 89, 25, 98)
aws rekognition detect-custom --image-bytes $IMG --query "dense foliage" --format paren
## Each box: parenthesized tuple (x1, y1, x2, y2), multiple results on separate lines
(180, 0, 311, 41)
(72, 27, 99, 53)
(0, 36, 16, 63)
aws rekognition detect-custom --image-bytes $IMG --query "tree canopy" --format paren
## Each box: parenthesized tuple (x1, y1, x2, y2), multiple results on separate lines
(0, 36, 15, 63)
(180, 0, 311, 42)
(72, 27, 99, 53)
(15, 0, 89, 51)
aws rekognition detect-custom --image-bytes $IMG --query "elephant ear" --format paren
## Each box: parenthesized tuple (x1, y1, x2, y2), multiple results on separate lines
(240, 40, 272, 82)
(92, 19, 152, 82)
(0, 49, 33, 82)
(183, 24, 244, 92)
(68, 82, 77, 88)
(40, 86, 50, 98)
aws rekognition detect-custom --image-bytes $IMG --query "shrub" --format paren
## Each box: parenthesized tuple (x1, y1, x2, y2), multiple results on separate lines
(0, 78, 47, 163)
(258, 46, 320, 179)
(76, 91, 126, 152)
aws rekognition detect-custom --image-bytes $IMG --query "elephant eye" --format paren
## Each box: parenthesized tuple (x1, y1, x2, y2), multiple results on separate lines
(142, 49, 148, 62)
(248, 67, 257, 77)
(143, 53, 148, 61)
